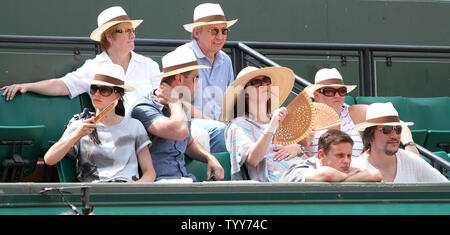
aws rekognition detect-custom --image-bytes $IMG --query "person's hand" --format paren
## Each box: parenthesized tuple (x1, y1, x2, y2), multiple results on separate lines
(274, 144, 302, 161)
(264, 107, 288, 134)
(152, 82, 178, 105)
(73, 117, 97, 138)
(1, 84, 29, 101)
(347, 167, 361, 176)
(206, 157, 224, 181)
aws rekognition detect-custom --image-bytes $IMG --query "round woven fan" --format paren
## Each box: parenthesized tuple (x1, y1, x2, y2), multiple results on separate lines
(273, 91, 315, 145)
(312, 103, 341, 131)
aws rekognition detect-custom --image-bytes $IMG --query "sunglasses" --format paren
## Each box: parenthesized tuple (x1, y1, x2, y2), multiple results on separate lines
(115, 28, 136, 35)
(90, 85, 116, 97)
(246, 76, 272, 88)
(377, 126, 402, 135)
(318, 87, 347, 97)
(206, 28, 229, 36)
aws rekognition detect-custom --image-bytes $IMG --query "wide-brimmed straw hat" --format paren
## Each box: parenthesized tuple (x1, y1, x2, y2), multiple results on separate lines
(273, 91, 315, 145)
(303, 68, 357, 98)
(183, 3, 238, 32)
(82, 63, 134, 92)
(155, 46, 210, 78)
(355, 102, 414, 132)
(222, 66, 295, 121)
(90, 6, 143, 41)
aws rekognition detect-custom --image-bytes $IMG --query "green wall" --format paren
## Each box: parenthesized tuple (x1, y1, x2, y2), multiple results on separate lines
(1, 0, 449, 97)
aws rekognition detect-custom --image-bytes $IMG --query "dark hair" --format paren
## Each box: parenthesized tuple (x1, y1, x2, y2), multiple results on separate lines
(233, 84, 272, 119)
(114, 87, 125, 116)
(318, 129, 354, 154)
(361, 126, 376, 151)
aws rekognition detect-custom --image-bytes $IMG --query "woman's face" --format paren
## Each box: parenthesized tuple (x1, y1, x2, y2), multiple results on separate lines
(90, 85, 121, 110)
(106, 22, 136, 52)
(245, 76, 272, 104)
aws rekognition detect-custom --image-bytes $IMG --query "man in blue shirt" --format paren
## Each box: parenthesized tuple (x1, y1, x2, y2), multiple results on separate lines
(181, 3, 238, 153)
(131, 47, 224, 182)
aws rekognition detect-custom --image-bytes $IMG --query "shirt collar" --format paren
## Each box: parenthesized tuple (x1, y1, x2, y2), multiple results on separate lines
(99, 50, 143, 63)
(191, 40, 224, 65)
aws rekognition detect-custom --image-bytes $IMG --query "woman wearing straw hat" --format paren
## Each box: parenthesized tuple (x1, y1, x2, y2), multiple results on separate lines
(223, 66, 305, 182)
(304, 68, 419, 158)
(44, 64, 156, 183)
(1, 6, 161, 113)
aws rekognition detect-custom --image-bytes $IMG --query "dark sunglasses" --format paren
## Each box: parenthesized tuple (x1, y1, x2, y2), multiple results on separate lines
(318, 87, 347, 97)
(90, 85, 115, 97)
(115, 28, 136, 35)
(246, 76, 272, 88)
(206, 28, 229, 36)
(377, 125, 402, 135)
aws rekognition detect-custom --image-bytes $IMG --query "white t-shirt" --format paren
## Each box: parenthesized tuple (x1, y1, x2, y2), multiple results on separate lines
(351, 149, 448, 183)
(60, 51, 161, 112)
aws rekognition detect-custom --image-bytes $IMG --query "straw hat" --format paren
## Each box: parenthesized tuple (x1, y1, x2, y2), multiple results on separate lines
(82, 63, 134, 92)
(312, 102, 341, 130)
(155, 46, 210, 78)
(90, 6, 143, 41)
(183, 3, 238, 32)
(221, 66, 295, 121)
(273, 91, 315, 145)
(303, 68, 357, 98)
(355, 102, 414, 132)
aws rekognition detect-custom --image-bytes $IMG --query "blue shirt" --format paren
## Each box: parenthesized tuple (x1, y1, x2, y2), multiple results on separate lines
(183, 40, 234, 120)
(131, 93, 196, 181)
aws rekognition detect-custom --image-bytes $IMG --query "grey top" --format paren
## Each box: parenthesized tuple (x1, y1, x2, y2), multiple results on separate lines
(62, 115, 151, 182)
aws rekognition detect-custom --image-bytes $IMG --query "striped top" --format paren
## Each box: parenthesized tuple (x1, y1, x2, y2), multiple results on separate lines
(307, 105, 364, 158)
(225, 117, 297, 182)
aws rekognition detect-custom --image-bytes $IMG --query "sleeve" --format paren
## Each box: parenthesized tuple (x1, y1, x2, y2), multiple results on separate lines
(225, 120, 256, 180)
(411, 154, 449, 182)
(149, 59, 162, 91)
(59, 118, 82, 159)
(59, 58, 96, 99)
(131, 103, 164, 131)
(280, 160, 313, 182)
(133, 119, 152, 153)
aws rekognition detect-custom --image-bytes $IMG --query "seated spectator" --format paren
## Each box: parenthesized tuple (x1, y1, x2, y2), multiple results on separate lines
(352, 102, 448, 182)
(180, 3, 238, 153)
(1, 6, 161, 113)
(224, 66, 305, 182)
(131, 47, 224, 182)
(44, 64, 156, 183)
(303, 68, 419, 157)
(280, 129, 382, 182)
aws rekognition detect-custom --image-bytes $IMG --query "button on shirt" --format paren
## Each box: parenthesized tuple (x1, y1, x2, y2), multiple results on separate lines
(182, 40, 234, 120)
(60, 51, 161, 112)
(131, 93, 196, 181)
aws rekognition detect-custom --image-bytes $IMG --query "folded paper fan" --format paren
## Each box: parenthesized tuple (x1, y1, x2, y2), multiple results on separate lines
(94, 99, 119, 123)
(312, 102, 341, 131)
(273, 91, 315, 145)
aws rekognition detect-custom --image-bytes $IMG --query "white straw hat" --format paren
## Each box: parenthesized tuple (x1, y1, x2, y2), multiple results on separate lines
(82, 63, 134, 92)
(155, 46, 210, 78)
(303, 68, 357, 97)
(183, 3, 238, 32)
(90, 6, 143, 41)
(222, 66, 295, 121)
(355, 102, 414, 131)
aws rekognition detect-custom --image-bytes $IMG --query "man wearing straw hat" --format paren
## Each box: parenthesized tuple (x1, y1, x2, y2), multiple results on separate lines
(280, 129, 382, 182)
(180, 3, 238, 153)
(352, 102, 448, 182)
(131, 47, 224, 182)
(1, 6, 161, 113)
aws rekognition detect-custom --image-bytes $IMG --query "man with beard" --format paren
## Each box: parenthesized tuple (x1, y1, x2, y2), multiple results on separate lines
(352, 102, 448, 182)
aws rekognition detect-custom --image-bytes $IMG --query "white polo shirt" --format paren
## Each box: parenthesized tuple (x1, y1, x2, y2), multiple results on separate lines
(60, 51, 161, 112)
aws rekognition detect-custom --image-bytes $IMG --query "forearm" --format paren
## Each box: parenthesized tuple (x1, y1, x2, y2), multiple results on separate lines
(344, 169, 383, 182)
(26, 79, 70, 96)
(44, 132, 81, 165)
(246, 132, 273, 167)
(185, 139, 213, 163)
(305, 166, 348, 182)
